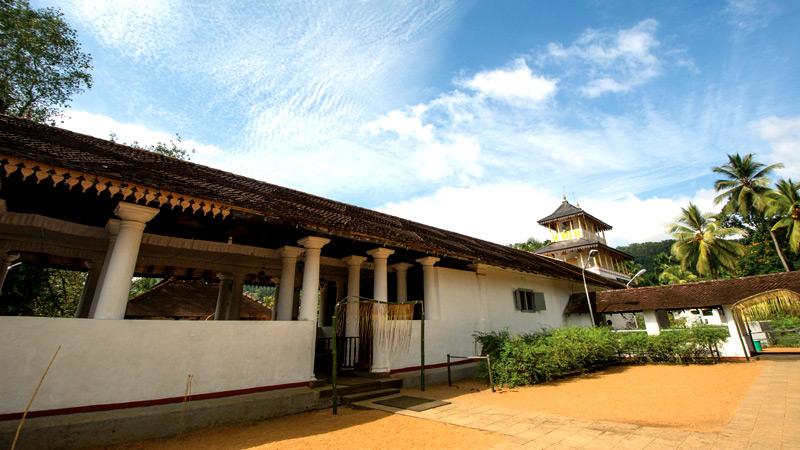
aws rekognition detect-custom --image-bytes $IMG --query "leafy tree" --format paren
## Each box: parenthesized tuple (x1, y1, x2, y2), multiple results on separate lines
(712, 153, 789, 271)
(657, 264, 699, 285)
(129, 277, 163, 299)
(109, 132, 195, 161)
(0, 0, 92, 123)
(0, 263, 85, 317)
(767, 179, 800, 255)
(669, 203, 745, 277)
(509, 237, 550, 252)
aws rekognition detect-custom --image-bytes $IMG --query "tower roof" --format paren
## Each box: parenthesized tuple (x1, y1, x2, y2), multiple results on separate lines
(537, 199, 612, 231)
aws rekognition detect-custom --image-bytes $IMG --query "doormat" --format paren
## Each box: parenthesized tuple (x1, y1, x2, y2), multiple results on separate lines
(373, 396, 450, 412)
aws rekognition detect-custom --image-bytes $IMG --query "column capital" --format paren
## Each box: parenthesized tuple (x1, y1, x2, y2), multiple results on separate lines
(342, 255, 367, 267)
(105, 219, 121, 235)
(114, 202, 159, 224)
(297, 236, 330, 250)
(390, 262, 413, 272)
(278, 245, 303, 258)
(270, 276, 280, 284)
(367, 247, 395, 260)
(216, 272, 234, 281)
(416, 256, 440, 267)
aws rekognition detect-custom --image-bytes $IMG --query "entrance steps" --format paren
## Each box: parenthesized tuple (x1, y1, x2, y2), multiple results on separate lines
(317, 377, 402, 405)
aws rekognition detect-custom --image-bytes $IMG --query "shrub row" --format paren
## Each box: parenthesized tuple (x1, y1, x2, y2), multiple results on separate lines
(474, 325, 730, 387)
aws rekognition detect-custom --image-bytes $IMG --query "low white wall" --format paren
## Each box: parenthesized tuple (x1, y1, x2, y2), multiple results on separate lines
(0, 317, 315, 415)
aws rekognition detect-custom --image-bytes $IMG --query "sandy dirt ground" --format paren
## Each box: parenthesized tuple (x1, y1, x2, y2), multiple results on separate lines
(419, 361, 764, 431)
(105, 362, 763, 449)
(760, 347, 800, 353)
(104, 407, 502, 450)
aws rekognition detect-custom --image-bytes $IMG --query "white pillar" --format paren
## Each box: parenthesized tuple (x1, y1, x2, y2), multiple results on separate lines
(368, 247, 395, 373)
(226, 273, 244, 320)
(92, 203, 159, 320)
(276, 246, 302, 321)
(74, 260, 102, 318)
(297, 237, 330, 322)
(89, 219, 120, 317)
(391, 263, 412, 302)
(342, 255, 367, 338)
(214, 272, 233, 320)
(643, 310, 661, 336)
(416, 256, 440, 320)
(0, 253, 20, 294)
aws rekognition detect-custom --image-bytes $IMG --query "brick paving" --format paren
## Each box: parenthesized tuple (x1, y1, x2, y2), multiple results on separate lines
(359, 359, 799, 449)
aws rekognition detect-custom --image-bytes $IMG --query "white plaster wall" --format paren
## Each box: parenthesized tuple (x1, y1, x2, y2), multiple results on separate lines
(389, 266, 589, 371)
(0, 317, 315, 415)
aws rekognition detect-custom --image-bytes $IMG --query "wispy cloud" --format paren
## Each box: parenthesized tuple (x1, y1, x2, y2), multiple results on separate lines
(725, 0, 779, 32)
(544, 19, 662, 97)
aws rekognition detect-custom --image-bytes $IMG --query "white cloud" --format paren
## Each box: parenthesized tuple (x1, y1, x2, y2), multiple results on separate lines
(753, 116, 800, 179)
(378, 184, 720, 247)
(459, 59, 557, 104)
(60, 110, 223, 159)
(545, 19, 662, 97)
(725, 0, 778, 32)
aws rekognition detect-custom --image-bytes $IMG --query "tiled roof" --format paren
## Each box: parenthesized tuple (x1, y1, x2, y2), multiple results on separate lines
(534, 238, 633, 260)
(537, 199, 612, 230)
(0, 115, 623, 288)
(596, 271, 800, 313)
(125, 279, 271, 319)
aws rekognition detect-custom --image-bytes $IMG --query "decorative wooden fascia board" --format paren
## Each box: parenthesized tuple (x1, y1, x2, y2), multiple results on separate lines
(0, 154, 234, 219)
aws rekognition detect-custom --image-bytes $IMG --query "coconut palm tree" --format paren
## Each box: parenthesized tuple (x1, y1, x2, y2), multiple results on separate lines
(712, 153, 789, 271)
(669, 203, 745, 277)
(766, 179, 800, 255)
(713, 153, 783, 215)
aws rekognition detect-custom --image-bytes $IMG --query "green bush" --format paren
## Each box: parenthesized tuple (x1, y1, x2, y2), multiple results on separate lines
(770, 315, 800, 347)
(475, 325, 730, 387)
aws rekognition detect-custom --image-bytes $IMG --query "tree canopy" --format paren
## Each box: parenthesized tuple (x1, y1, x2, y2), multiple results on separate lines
(669, 203, 744, 277)
(0, 0, 92, 123)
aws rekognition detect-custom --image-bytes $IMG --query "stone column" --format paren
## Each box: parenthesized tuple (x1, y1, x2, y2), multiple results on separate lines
(368, 247, 395, 373)
(214, 273, 233, 320)
(226, 273, 245, 320)
(643, 310, 661, 336)
(92, 203, 159, 320)
(342, 256, 367, 338)
(74, 260, 102, 318)
(276, 246, 302, 320)
(0, 253, 20, 294)
(89, 220, 120, 317)
(416, 256, 440, 320)
(297, 237, 330, 322)
(390, 263, 412, 302)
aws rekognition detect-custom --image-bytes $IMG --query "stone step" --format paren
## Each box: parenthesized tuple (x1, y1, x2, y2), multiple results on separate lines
(318, 378, 402, 398)
(341, 388, 401, 404)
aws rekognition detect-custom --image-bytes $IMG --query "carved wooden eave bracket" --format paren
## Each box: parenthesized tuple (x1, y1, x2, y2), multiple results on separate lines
(0, 154, 233, 219)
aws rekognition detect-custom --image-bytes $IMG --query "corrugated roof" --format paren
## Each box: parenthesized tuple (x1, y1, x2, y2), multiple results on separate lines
(596, 271, 800, 313)
(0, 115, 623, 288)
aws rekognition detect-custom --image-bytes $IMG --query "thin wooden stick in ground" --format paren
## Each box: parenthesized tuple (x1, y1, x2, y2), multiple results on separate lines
(11, 344, 62, 450)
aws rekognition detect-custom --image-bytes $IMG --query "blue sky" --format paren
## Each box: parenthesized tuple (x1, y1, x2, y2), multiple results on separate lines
(38, 0, 800, 246)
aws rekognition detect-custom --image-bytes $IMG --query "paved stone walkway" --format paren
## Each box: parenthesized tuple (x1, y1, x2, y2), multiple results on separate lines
(359, 359, 799, 449)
